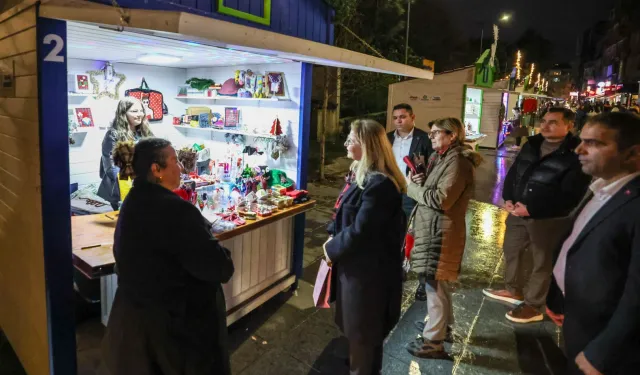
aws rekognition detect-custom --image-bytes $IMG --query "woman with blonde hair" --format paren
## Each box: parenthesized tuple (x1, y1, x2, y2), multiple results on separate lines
(324, 119, 407, 375)
(98, 97, 153, 210)
(405, 117, 483, 359)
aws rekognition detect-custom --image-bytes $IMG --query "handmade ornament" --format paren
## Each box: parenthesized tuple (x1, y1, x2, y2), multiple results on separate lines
(75, 108, 94, 127)
(244, 70, 256, 94)
(270, 117, 283, 136)
(254, 75, 266, 98)
(234, 70, 246, 86)
(88, 62, 126, 100)
(266, 72, 285, 96)
(186, 77, 215, 92)
(178, 147, 197, 174)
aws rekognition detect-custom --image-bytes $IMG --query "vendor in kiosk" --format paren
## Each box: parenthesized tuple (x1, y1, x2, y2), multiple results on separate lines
(102, 138, 235, 375)
(97, 97, 154, 210)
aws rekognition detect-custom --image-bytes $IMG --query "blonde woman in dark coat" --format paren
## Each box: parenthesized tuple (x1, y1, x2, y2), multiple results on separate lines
(324, 120, 407, 375)
(405, 118, 483, 359)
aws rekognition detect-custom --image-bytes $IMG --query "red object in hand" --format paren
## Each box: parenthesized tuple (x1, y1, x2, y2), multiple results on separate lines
(403, 156, 418, 174)
(173, 188, 189, 201)
(404, 232, 415, 258)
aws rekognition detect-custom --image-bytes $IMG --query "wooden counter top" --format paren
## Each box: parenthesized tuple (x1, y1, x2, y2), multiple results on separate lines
(72, 200, 316, 279)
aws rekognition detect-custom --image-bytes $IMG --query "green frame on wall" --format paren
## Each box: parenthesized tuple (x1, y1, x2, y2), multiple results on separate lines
(218, 0, 272, 26)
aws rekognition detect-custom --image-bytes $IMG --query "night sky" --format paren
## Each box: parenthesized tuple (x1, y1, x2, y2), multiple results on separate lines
(440, 0, 615, 63)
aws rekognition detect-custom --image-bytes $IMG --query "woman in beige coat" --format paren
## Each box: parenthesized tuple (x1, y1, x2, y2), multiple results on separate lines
(405, 117, 482, 359)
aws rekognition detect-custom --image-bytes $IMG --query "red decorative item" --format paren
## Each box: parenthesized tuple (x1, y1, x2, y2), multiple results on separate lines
(75, 108, 94, 127)
(77, 75, 89, 90)
(270, 117, 282, 136)
(173, 117, 181, 125)
(404, 232, 415, 258)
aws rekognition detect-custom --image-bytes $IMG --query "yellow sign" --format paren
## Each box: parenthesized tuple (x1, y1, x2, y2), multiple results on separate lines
(423, 59, 435, 72)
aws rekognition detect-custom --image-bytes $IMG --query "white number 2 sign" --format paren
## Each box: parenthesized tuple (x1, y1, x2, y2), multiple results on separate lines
(43, 34, 64, 63)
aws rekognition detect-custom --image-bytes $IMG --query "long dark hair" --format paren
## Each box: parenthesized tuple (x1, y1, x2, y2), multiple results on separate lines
(111, 97, 153, 141)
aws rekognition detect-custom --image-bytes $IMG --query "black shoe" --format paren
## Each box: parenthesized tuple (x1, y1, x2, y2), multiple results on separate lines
(415, 284, 427, 301)
(414, 321, 454, 342)
(406, 337, 448, 359)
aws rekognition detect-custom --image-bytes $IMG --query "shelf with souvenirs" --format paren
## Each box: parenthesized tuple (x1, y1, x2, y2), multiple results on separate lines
(61, 24, 313, 326)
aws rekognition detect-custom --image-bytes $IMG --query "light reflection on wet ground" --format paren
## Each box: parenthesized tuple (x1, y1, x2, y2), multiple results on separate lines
(386, 149, 566, 375)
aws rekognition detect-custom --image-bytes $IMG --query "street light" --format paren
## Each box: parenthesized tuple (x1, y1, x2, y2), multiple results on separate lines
(479, 13, 513, 56)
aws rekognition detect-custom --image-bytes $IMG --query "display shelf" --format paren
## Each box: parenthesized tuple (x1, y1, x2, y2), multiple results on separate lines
(68, 93, 92, 97)
(464, 115, 480, 120)
(175, 95, 290, 102)
(71, 200, 317, 279)
(173, 125, 277, 139)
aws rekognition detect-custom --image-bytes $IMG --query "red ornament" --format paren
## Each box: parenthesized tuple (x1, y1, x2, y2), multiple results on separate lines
(270, 117, 282, 136)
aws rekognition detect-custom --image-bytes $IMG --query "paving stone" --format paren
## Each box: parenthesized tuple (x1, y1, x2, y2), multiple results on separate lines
(238, 347, 320, 375)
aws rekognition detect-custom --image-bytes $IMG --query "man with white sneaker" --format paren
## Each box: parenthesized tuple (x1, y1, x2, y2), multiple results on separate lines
(483, 108, 591, 323)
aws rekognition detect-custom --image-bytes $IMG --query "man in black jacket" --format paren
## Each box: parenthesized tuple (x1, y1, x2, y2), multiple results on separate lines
(483, 108, 592, 323)
(386, 103, 433, 218)
(547, 113, 640, 375)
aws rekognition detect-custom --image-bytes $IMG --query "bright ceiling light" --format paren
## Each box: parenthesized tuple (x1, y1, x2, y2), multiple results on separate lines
(500, 14, 511, 22)
(137, 54, 181, 64)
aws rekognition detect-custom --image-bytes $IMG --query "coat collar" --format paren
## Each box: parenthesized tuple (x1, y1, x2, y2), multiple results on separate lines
(568, 175, 640, 254)
(526, 132, 581, 154)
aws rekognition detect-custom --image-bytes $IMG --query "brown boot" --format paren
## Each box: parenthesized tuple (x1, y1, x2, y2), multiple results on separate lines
(482, 288, 524, 305)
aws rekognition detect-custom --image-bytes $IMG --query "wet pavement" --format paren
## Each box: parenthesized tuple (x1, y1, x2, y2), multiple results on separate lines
(0, 145, 569, 375)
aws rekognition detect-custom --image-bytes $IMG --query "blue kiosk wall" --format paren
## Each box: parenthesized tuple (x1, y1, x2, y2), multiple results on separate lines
(30, 1, 330, 373)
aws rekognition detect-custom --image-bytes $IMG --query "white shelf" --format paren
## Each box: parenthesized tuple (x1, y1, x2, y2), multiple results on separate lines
(464, 115, 480, 120)
(175, 95, 289, 102)
(68, 93, 92, 97)
(173, 125, 277, 139)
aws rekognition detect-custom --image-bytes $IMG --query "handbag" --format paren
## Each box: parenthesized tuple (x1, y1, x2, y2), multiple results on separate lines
(124, 78, 167, 122)
(313, 259, 332, 308)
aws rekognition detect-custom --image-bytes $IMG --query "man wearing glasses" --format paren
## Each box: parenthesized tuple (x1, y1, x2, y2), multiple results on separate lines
(483, 108, 592, 323)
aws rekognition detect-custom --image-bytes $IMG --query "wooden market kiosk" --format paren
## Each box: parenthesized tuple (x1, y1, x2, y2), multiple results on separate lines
(386, 49, 521, 150)
(0, 1, 433, 374)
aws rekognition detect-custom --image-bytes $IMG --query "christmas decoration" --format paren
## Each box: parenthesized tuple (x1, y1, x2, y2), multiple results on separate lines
(270, 117, 282, 136)
(515, 50, 522, 81)
(88, 62, 126, 100)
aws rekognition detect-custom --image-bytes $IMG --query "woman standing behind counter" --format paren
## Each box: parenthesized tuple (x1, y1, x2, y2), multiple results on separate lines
(324, 120, 407, 375)
(97, 97, 153, 210)
(101, 138, 234, 375)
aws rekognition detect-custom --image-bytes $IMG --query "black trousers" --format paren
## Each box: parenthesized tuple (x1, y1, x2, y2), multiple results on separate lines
(349, 341, 383, 375)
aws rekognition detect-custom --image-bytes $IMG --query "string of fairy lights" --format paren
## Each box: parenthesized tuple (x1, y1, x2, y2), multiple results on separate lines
(510, 50, 549, 94)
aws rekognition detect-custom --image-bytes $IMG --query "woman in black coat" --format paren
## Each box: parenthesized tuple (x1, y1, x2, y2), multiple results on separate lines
(324, 120, 407, 375)
(101, 138, 234, 375)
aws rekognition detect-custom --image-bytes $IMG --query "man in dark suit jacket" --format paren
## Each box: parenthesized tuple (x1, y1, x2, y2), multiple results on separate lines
(546, 112, 640, 375)
(387, 103, 433, 218)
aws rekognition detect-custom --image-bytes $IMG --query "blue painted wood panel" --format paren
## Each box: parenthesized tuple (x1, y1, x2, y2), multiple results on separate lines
(86, 0, 334, 44)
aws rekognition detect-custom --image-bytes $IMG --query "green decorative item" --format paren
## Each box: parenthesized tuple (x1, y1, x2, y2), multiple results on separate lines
(186, 77, 216, 92)
(474, 50, 495, 88)
(218, 0, 271, 26)
(268, 169, 294, 188)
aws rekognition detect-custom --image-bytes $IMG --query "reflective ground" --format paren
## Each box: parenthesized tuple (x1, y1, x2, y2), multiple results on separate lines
(0, 146, 568, 374)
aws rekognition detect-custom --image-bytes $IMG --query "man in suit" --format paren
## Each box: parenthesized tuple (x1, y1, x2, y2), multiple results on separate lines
(387, 103, 433, 219)
(388, 104, 433, 301)
(547, 112, 640, 375)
